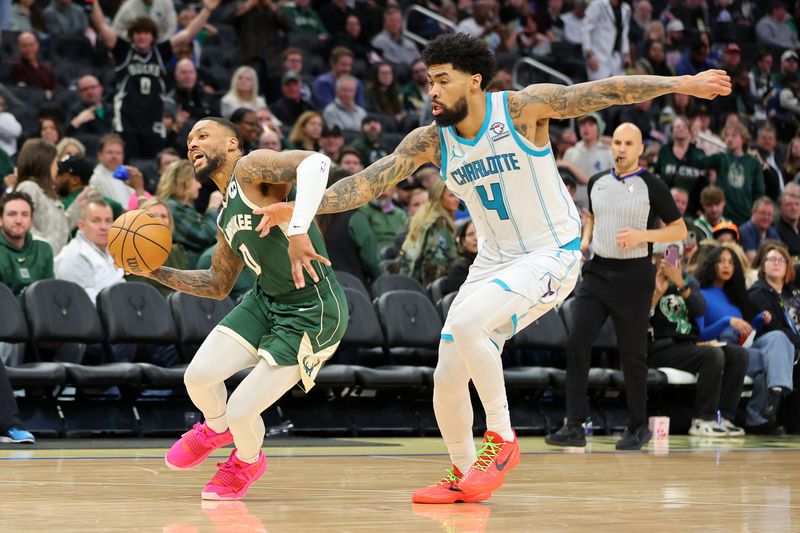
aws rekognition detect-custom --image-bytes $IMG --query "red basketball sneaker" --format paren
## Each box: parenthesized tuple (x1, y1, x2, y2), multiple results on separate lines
(458, 431, 520, 495)
(411, 466, 492, 504)
(165, 421, 233, 470)
(201, 448, 267, 501)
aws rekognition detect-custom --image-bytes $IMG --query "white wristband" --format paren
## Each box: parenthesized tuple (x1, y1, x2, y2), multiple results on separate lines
(288, 153, 330, 236)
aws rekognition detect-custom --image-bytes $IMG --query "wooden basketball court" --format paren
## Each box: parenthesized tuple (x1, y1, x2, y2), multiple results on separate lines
(2, 435, 799, 531)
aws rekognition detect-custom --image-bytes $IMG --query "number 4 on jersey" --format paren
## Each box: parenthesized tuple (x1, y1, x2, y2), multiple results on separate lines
(476, 183, 509, 220)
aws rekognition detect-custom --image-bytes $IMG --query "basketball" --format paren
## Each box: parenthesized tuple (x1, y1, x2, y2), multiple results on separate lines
(108, 209, 172, 274)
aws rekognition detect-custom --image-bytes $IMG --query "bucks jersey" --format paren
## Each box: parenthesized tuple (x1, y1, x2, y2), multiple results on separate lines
(438, 91, 582, 262)
(218, 174, 332, 297)
(111, 40, 172, 136)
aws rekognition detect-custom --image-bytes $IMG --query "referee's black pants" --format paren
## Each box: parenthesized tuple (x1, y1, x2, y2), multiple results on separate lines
(565, 256, 655, 429)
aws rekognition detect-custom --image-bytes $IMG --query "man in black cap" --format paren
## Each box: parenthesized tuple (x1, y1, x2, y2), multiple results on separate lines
(349, 115, 391, 166)
(271, 70, 318, 126)
(55, 156, 125, 220)
(319, 124, 344, 163)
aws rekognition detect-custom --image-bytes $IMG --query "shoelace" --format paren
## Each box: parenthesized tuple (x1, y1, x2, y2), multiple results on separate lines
(436, 467, 461, 486)
(472, 436, 502, 472)
(214, 458, 248, 483)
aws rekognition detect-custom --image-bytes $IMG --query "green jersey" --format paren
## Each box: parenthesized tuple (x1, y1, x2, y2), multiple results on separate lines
(217, 173, 332, 297)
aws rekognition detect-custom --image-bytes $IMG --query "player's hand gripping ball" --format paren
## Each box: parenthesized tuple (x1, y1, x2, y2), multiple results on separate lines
(108, 209, 172, 274)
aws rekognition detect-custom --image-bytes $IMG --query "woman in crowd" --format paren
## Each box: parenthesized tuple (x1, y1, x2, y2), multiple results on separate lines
(288, 111, 323, 152)
(220, 66, 268, 120)
(746, 242, 798, 432)
(124, 198, 189, 297)
(398, 179, 459, 286)
(14, 139, 83, 255)
(440, 219, 478, 296)
(366, 63, 405, 123)
(55, 137, 85, 161)
(39, 117, 63, 146)
(695, 246, 795, 434)
(155, 160, 221, 268)
(785, 137, 800, 183)
(636, 40, 674, 77)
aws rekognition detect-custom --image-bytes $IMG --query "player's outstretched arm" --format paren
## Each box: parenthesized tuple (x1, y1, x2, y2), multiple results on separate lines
(510, 70, 732, 122)
(252, 124, 439, 229)
(318, 124, 440, 214)
(147, 230, 243, 300)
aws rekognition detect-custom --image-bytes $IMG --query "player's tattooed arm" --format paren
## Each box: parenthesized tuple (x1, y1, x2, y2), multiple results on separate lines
(509, 71, 731, 121)
(148, 230, 243, 300)
(318, 125, 440, 214)
(235, 150, 315, 185)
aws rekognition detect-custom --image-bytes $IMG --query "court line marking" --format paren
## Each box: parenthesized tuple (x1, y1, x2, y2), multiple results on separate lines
(0, 478, 796, 510)
(2, 446, 800, 461)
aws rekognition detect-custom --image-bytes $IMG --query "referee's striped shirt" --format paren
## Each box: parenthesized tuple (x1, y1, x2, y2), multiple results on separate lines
(588, 168, 681, 260)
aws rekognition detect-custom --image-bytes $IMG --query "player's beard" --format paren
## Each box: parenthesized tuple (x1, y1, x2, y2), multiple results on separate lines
(195, 151, 225, 182)
(433, 96, 469, 127)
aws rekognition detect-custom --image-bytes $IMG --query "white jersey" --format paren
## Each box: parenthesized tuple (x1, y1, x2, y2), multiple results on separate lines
(438, 91, 582, 264)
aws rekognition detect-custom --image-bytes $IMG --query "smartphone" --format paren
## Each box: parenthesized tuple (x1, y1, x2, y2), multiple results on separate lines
(665, 244, 680, 266)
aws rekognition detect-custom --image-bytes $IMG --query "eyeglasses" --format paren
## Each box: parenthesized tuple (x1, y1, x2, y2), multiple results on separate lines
(766, 257, 788, 265)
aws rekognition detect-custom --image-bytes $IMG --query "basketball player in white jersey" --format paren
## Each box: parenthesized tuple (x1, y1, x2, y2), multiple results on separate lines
(252, 33, 731, 503)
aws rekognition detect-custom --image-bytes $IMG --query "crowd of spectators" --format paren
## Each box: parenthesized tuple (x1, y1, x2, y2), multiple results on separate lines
(2, 0, 800, 436)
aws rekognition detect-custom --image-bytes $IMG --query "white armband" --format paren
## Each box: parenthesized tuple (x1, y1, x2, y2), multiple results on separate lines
(288, 153, 331, 236)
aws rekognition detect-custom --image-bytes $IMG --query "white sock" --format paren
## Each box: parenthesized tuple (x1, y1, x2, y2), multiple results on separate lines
(483, 396, 514, 442)
(235, 450, 261, 464)
(205, 414, 228, 435)
(447, 439, 477, 475)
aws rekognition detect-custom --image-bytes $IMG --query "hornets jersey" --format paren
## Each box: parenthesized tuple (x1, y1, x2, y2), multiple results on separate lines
(438, 91, 581, 262)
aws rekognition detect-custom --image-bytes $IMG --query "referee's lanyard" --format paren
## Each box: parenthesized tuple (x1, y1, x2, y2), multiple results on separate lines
(611, 167, 646, 194)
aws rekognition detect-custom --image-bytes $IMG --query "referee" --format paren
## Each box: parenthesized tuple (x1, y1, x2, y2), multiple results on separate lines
(546, 123, 687, 450)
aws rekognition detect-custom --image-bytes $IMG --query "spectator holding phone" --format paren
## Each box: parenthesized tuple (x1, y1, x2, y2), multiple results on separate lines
(648, 241, 748, 436)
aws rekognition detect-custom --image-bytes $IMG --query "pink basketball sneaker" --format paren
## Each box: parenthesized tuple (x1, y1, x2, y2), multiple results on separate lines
(165, 422, 233, 470)
(201, 449, 268, 501)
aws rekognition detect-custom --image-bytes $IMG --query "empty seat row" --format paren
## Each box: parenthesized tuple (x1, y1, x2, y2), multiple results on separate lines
(0, 280, 233, 390)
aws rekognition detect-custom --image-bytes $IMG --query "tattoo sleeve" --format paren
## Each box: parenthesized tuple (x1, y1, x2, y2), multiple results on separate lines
(511, 76, 679, 120)
(236, 150, 310, 185)
(149, 230, 243, 300)
(318, 125, 440, 214)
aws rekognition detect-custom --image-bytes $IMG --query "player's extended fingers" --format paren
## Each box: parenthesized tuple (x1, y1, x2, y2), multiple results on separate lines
(291, 259, 306, 289)
(303, 259, 320, 283)
(307, 251, 332, 267)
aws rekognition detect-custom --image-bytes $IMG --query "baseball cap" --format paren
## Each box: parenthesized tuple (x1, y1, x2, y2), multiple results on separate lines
(282, 70, 301, 84)
(362, 115, 380, 126)
(712, 221, 740, 242)
(57, 156, 95, 183)
(321, 124, 342, 137)
(577, 112, 605, 135)
(666, 19, 685, 32)
(782, 49, 799, 62)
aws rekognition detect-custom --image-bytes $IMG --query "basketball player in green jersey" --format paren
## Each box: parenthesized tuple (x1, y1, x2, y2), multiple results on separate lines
(136, 117, 347, 501)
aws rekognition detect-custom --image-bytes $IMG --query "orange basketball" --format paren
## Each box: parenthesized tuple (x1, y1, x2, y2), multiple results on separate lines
(108, 209, 172, 274)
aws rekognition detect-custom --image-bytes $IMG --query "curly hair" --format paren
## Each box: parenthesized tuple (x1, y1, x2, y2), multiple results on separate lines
(695, 246, 753, 320)
(421, 33, 495, 90)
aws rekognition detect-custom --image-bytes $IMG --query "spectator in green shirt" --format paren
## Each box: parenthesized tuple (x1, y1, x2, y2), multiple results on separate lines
(703, 122, 765, 226)
(156, 159, 222, 268)
(282, 0, 328, 40)
(654, 116, 708, 216)
(0, 191, 54, 295)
